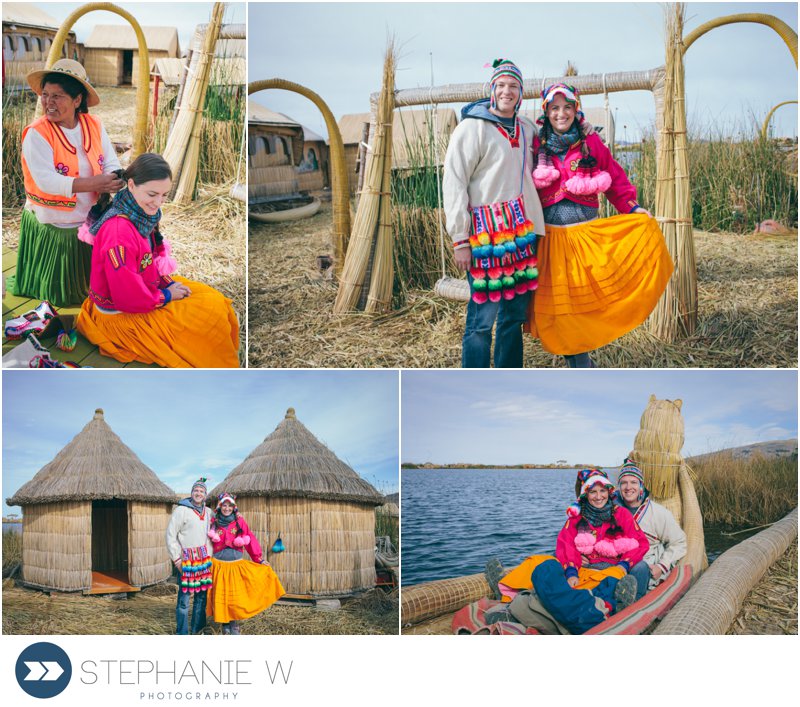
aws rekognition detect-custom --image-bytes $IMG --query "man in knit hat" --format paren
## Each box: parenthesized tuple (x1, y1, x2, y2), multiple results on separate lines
(166, 477, 214, 634)
(616, 458, 687, 599)
(443, 58, 545, 368)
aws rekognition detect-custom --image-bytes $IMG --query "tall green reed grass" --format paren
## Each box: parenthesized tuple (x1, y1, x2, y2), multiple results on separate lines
(2, 88, 38, 209)
(692, 453, 797, 528)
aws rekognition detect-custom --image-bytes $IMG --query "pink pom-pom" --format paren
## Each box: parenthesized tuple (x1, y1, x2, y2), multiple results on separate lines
(514, 282, 528, 295)
(502, 288, 515, 300)
(594, 539, 618, 557)
(472, 291, 488, 304)
(488, 290, 502, 303)
(613, 537, 640, 554)
(208, 531, 220, 542)
(469, 267, 485, 279)
(233, 536, 246, 547)
(574, 532, 596, 554)
(564, 173, 594, 196)
(532, 166, 560, 189)
(528, 279, 539, 291)
(78, 222, 95, 245)
(155, 239, 178, 276)
(593, 170, 612, 192)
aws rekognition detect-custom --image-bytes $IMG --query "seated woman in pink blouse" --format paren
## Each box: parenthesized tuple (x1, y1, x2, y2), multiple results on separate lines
(76, 153, 239, 367)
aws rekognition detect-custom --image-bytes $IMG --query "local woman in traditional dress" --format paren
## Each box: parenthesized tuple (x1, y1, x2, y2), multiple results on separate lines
(12, 59, 123, 307)
(75, 152, 240, 367)
(527, 83, 674, 367)
(205, 493, 285, 635)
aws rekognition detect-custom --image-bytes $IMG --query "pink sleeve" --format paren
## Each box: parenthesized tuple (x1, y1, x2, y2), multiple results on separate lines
(240, 518, 262, 563)
(590, 135, 638, 214)
(97, 219, 163, 313)
(555, 518, 582, 573)
(615, 508, 649, 566)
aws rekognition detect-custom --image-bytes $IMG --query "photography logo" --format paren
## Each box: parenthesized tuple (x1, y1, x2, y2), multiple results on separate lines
(15, 642, 72, 699)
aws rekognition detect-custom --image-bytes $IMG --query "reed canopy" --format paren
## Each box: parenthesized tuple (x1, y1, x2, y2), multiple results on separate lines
(6, 409, 175, 592)
(209, 408, 383, 597)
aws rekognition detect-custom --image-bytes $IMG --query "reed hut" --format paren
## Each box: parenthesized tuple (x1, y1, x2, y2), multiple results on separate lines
(248, 101, 329, 200)
(5, 409, 176, 593)
(83, 24, 179, 87)
(2, 3, 79, 86)
(209, 408, 383, 597)
(337, 108, 457, 193)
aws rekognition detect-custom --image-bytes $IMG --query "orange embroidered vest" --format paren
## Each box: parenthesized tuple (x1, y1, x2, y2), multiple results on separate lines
(21, 113, 105, 211)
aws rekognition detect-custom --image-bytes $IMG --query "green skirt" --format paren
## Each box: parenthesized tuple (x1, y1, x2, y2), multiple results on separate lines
(10, 209, 91, 308)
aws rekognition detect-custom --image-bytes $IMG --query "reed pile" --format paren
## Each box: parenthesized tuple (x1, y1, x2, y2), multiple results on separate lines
(0, 583, 398, 635)
(247, 202, 796, 368)
(632, 396, 685, 499)
(693, 454, 798, 528)
(334, 44, 396, 314)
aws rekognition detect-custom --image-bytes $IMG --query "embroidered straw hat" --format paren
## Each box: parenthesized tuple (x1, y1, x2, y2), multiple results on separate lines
(27, 59, 101, 108)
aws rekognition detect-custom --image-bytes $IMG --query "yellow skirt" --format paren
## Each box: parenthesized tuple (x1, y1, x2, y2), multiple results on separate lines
(76, 276, 240, 368)
(206, 558, 286, 624)
(498, 554, 626, 602)
(527, 214, 673, 355)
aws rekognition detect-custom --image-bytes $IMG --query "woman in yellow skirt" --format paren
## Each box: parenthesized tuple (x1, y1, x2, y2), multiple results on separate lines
(76, 153, 239, 367)
(527, 84, 673, 366)
(206, 493, 285, 635)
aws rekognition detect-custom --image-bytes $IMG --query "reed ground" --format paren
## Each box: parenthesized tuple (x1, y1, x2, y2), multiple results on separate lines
(2, 87, 247, 363)
(1, 577, 398, 635)
(248, 202, 797, 367)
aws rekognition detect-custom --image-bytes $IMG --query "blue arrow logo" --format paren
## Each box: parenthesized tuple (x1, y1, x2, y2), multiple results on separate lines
(15, 643, 71, 698)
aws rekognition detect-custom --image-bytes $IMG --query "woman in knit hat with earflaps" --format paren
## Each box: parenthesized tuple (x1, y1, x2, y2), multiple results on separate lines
(204, 492, 285, 635)
(525, 83, 674, 368)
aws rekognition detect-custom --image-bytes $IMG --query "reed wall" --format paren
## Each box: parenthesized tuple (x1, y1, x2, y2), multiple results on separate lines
(22, 501, 91, 591)
(237, 496, 376, 597)
(128, 501, 172, 587)
(84, 49, 122, 86)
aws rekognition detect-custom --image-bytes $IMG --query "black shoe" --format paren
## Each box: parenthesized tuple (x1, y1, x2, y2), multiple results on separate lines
(614, 574, 638, 612)
(484, 558, 506, 600)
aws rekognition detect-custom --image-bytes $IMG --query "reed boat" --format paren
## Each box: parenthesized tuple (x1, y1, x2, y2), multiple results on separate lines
(401, 396, 716, 635)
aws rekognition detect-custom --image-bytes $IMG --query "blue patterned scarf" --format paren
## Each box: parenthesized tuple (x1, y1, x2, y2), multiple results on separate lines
(88, 187, 161, 239)
(545, 121, 582, 157)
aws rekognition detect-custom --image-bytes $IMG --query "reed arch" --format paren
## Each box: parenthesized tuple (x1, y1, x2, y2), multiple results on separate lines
(45, 2, 150, 157)
(249, 79, 351, 275)
(761, 100, 797, 139)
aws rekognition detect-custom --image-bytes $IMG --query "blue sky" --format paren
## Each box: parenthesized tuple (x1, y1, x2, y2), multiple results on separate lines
(251, 2, 798, 141)
(33, 2, 245, 51)
(401, 370, 798, 466)
(2, 370, 399, 516)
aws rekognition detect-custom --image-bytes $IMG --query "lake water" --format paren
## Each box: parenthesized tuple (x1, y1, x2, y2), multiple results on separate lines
(401, 468, 748, 586)
(3, 522, 22, 534)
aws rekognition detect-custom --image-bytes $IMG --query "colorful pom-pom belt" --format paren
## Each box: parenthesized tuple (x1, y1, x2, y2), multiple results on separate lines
(468, 196, 540, 304)
(180, 545, 212, 593)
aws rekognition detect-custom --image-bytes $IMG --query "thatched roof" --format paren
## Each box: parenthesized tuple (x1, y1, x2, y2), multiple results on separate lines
(2, 3, 61, 30)
(84, 25, 179, 54)
(248, 101, 323, 143)
(7, 409, 176, 506)
(210, 408, 383, 505)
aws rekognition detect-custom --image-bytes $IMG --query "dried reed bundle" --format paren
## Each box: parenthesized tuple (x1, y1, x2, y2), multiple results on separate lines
(631, 395, 684, 499)
(648, 4, 681, 342)
(162, 2, 224, 201)
(334, 44, 396, 313)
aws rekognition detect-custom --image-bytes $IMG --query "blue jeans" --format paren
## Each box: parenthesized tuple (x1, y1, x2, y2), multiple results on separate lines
(175, 589, 207, 635)
(629, 561, 651, 600)
(564, 352, 594, 368)
(462, 275, 530, 368)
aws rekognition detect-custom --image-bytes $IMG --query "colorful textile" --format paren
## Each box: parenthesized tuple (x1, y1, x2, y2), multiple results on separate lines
(180, 545, 212, 593)
(77, 275, 239, 368)
(206, 558, 285, 624)
(467, 194, 539, 304)
(11, 209, 91, 307)
(452, 596, 539, 635)
(540, 83, 581, 115)
(209, 515, 263, 564)
(526, 214, 673, 355)
(556, 506, 649, 579)
(21, 113, 104, 211)
(89, 187, 161, 239)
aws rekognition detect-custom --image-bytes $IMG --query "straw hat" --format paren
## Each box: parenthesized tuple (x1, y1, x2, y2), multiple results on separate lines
(27, 59, 100, 108)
